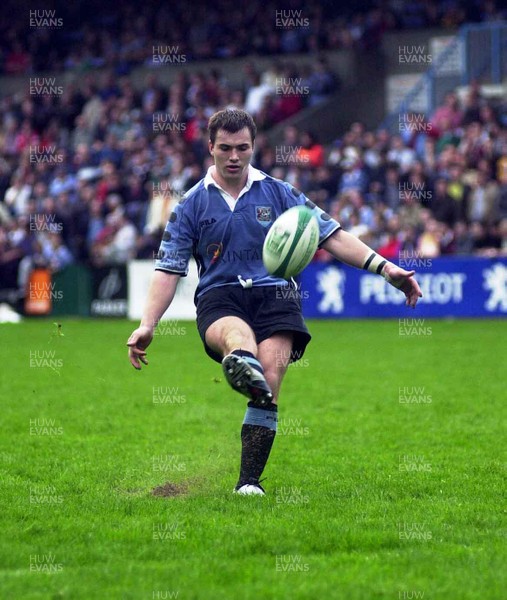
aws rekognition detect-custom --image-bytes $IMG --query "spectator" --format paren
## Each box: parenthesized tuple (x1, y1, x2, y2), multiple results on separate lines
(92, 209, 136, 266)
(305, 58, 337, 106)
(453, 220, 474, 254)
(4, 41, 31, 75)
(296, 131, 325, 169)
(470, 221, 501, 255)
(430, 177, 459, 226)
(462, 81, 484, 126)
(417, 218, 441, 258)
(498, 218, 507, 255)
(497, 157, 507, 220)
(244, 73, 274, 118)
(377, 215, 402, 260)
(0, 220, 33, 290)
(387, 136, 416, 173)
(447, 163, 470, 222)
(431, 92, 463, 133)
(4, 174, 32, 217)
(398, 189, 423, 230)
(338, 149, 368, 194)
(40, 232, 74, 273)
(467, 170, 499, 225)
(347, 210, 369, 240)
(87, 199, 105, 251)
(381, 164, 401, 210)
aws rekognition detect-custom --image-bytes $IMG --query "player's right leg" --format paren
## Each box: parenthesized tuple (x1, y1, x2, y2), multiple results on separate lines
(231, 332, 293, 495)
(195, 287, 278, 496)
(204, 316, 274, 405)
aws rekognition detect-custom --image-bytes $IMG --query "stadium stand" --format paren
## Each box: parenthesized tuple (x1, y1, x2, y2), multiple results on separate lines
(2, 1, 506, 75)
(1, 0, 507, 304)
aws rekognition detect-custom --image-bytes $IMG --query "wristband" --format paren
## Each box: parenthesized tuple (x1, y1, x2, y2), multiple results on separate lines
(362, 252, 387, 275)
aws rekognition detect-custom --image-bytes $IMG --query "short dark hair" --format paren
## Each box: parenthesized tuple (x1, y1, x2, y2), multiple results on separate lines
(208, 109, 257, 146)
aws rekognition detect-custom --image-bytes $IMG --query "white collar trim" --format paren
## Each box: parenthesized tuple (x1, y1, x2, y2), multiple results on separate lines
(204, 164, 266, 192)
(203, 165, 266, 210)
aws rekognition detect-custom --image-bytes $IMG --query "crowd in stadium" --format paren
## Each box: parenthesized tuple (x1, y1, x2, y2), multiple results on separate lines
(1, 0, 507, 295)
(1, 0, 505, 75)
(1, 62, 506, 295)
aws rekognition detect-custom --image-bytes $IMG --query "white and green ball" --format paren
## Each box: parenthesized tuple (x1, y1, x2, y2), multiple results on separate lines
(262, 205, 319, 280)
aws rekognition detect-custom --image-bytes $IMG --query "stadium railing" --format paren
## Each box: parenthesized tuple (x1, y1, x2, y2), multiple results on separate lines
(381, 22, 507, 133)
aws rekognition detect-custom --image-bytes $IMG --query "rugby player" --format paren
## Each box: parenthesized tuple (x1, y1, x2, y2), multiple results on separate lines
(127, 109, 422, 495)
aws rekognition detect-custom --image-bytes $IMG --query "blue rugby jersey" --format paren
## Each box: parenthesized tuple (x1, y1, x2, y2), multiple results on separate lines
(155, 165, 341, 300)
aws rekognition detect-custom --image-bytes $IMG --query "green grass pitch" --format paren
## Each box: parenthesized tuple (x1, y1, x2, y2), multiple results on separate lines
(0, 318, 505, 599)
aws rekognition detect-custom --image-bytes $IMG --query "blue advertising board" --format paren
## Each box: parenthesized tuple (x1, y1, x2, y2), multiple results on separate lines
(299, 257, 507, 318)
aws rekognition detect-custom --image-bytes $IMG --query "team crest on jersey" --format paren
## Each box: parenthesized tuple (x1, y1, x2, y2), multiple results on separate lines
(207, 242, 223, 264)
(256, 206, 272, 227)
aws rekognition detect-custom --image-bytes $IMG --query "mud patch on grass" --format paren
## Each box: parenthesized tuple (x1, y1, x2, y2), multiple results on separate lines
(152, 481, 187, 497)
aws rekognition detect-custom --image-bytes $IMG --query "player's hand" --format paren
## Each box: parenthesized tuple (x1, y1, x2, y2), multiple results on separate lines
(127, 325, 154, 370)
(383, 263, 423, 309)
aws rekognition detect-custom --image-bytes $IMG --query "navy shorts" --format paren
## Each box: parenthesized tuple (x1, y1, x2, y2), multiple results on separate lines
(196, 285, 311, 364)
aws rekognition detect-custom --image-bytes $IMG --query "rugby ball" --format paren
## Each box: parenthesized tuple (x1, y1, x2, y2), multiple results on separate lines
(263, 205, 319, 279)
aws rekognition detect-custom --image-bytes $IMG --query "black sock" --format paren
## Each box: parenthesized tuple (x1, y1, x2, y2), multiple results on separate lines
(237, 401, 278, 487)
(231, 349, 256, 359)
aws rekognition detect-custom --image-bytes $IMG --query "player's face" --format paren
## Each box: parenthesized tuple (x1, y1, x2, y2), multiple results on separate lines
(209, 128, 254, 185)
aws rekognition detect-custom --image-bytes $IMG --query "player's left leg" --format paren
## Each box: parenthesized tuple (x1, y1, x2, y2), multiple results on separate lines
(205, 315, 274, 404)
(256, 332, 293, 402)
(235, 332, 293, 495)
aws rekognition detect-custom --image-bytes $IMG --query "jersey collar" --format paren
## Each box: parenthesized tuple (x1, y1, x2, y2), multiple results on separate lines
(204, 165, 266, 211)
(204, 164, 266, 194)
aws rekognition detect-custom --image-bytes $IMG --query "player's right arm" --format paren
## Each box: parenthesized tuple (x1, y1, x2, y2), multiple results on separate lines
(127, 197, 196, 369)
(127, 271, 181, 369)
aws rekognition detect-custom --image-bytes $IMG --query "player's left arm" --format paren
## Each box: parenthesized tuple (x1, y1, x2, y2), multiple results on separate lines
(322, 229, 423, 308)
